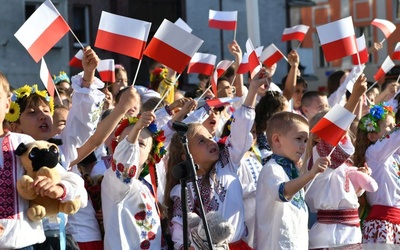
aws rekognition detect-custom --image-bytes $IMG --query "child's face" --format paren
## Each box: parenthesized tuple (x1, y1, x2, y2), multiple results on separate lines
(112, 71, 128, 97)
(188, 125, 219, 173)
(52, 108, 69, 136)
(0, 87, 10, 129)
(202, 108, 221, 136)
(292, 84, 307, 109)
(273, 122, 309, 162)
(371, 115, 396, 141)
(17, 101, 53, 140)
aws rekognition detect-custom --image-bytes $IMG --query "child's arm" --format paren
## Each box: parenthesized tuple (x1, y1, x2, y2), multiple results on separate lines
(344, 74, 367, 113)
(70, 87, 140, 167)
(282, 50, 300, 101)
(283, 157, 329, 200)
(228, 40, 245, 98)
(126, 111, 155, 144)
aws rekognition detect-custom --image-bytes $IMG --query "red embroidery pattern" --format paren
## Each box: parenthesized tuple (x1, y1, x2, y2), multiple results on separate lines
(362, 220, 400, 243)
(0, 135, 17, 219)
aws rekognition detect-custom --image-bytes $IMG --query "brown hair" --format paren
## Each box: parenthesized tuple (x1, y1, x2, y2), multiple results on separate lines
(15, 94, 51, 123)
(255, 91, 287, 134)
(0, 72, 11, 97)
(266, 111, 308, 147)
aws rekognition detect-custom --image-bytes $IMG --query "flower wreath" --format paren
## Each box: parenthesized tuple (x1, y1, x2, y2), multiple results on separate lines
(360, 102, 394, 132)
(5, 84, 54, 123)
(53, 71, 70, 85)
(113, 116, 167, 190)
(149, 67, 168, 84)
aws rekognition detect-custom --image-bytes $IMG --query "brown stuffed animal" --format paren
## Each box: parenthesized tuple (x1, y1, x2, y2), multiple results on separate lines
(15, 140, 81, 221)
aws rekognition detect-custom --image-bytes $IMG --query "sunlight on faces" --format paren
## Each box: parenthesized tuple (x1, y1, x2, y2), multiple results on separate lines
(272, 121, 309, 163)
(0, 90, 10, 128)
(303, 96, 329, 120)
(52, 108, 69, 136)
(112, 70, 128, 97)
(368, 115, 396, 142)
(217, 80, 234, 98)
(293, 84, 307, 109)
(202, 108, 222, 136)
(187, 125, 219, 175)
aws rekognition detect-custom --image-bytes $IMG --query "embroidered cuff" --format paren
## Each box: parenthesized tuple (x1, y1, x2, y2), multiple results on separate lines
(278, 182, 289, 202)
(242, 104, 255, 110)
(57, 183, 67, 201)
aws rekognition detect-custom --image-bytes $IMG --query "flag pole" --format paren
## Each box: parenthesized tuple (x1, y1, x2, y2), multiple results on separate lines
(132, 59, 142, 86)
(380, 38, 386, 44)
(198, 84, 213, 100)
(304, 146, 335, 196)
(152, 74, 181, 111)
(396, 73, 400, 84)
(295, 41, 302, 51)
(233, 26, 237, 41)
(366, 81, 378, 93)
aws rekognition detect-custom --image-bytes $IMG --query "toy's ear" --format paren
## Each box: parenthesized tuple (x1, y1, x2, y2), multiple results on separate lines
(47, 138, 63, 146)
(15, 143, 28, 156)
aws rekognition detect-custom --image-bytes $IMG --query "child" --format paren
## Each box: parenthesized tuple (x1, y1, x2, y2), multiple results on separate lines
(255, 111, 330, 249)
(354, 102, 400, 244)
(165, 69, 268, 250)
(101, 111, 167, 250)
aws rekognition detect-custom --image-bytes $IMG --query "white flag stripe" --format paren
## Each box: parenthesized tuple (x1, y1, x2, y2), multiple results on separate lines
(175, 18, 192, 33)
(190, 53, 216, 65)
(40, 58, 50, 86)
(381, 56, 395, 72)
(283, 24, 309, 35)
(345, 65, 366, 93)
(153, 20, 202, 56)
(15, 0, 60, 48)
(209, 10, 237, 21)
(395, 42, 400, 52)
(317, 16, 355, 44)
(260, 44, 280, 61)
(98, 11, 151, 40)
(325, 104, 356, 130)
(356, 34, 366, 51)
(97, 59, 115, 72)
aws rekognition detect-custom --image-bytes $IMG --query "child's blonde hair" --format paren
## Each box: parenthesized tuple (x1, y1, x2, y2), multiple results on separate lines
(0, 72, 11, 98)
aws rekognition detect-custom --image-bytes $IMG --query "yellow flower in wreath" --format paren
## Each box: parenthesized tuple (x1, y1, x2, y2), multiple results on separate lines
(5, 102, 21, 123)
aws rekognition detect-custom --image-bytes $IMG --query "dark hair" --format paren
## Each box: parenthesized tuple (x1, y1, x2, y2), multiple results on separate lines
(281, 75, 308, 90)
(301, 91, 326, 107)
(327, 70, 346, 97)
(16, 94, 51, 123)
(255, 91, 287, 134)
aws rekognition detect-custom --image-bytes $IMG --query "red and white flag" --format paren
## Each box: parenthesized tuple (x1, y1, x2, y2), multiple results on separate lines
(40, 58, 55, 98)
(281, 24, 309, 42)
(311, 104, 356, 146)
(69, 49, 83, 68)
(187, 53, 216, 76)
(206, 97, 240, 108)
(211, 60, 233, 96)
(260, 44, 284, 68)
(144, 19, 204, 74)
(208, 10, 237, 30)
(374, 56, 395, 81)
(352, 34, 369, 65)
(316, 16, 357, 62)
(237, 46, 263, 74)
(97, 59, 115, 82)
(392, 42, 400, 61)
(175, 18, 192, 33)
(14, 0, 70, 63)
(371, 18, 396, 39)
(95, 11, 151, 59)
(246, 38, 261, 79)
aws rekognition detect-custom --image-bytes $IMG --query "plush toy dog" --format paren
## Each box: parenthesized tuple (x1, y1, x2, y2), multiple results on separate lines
(188, 211, 233, 250)
(15, 140, 80, 221)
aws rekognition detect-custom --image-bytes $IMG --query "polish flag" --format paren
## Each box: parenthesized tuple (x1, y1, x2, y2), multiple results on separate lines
(246, 38, 261, 79)
(345, 64, 366, 93)
(281, 24, 309, 42)
(187, 53, 216, 76)
(208, 10, 238, 30)
(316, 16, 357, 62)
(69, 49, 83, 68)
(311, 104, 356, 146)
(95, 11, 151, 59)
(14, 0, 70, 63)
(260, 44, 284, 68)
(374, 56, 395, 81)
(211, 60, 233, 96)
(237, 46, 263, 74)
(40, 58, 55, 98)
(206, 97, 240, 108)
(97, 59, 115, 83)
(144, 19, 204, 74)
(175, 18, 192, 33)
(371, 18, 396, 39)
(352, 34, 369, 65)
(392, 42, 400, 61)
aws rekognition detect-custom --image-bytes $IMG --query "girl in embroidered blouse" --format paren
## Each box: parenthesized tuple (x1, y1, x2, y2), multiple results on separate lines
(101, 111, 167, 250)
(353, 100, 400, 244)
(164, 69, 269, 250)
(303, 74, 378, 249)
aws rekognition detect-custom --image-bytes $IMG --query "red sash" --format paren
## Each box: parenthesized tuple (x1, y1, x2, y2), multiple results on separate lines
(366, 205, 400, 224)
(317, 209, 360, 227)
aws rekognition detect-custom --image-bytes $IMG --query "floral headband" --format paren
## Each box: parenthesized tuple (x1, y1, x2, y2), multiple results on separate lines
(53, 71, 70, 85)
(360, 102, 394, 132)
(5, 84, 54, 123)
(150, 67, 168, 84)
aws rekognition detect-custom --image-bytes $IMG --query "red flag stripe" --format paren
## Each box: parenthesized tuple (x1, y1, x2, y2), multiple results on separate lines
(187, 62, 214, 76)
(263, 51, 283, 68)
(99, 71, 115, 83)
(208, 20, 236, 30)
(311, 118, 346, 146)
(144, 37, 192, 74)
(352, 48, 368, 65)
(393, 51, 400, 61)
(69, 57, 83, 68)
(320, 35, 357, 62)
(95, 30, 146, 59)
(27, 16, 69, 63)
(374, 68, 386, 82)
(281, 32, 306, 42)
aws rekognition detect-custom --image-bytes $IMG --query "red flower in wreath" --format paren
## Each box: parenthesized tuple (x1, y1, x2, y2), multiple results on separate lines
(111, 160, 117, 171)
(128, 165, 137, 178)
(134, 210, 146, 220)
(117, 163, 125, 172)
(148, 231, 156, 240)
(140, 240, 151, 249)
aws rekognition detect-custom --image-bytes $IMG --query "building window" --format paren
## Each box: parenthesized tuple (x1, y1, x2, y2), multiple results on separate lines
(395, 0, 400, 20)
(25, 2, 41, 19)
(73, 5, 90, 48)
(356, 26, 373, 63)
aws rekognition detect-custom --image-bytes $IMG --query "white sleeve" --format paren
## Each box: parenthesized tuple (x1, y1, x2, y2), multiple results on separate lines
(56, 164, 88, 208)
(328, 82, 347, 107)
(366, 126, 400, 164)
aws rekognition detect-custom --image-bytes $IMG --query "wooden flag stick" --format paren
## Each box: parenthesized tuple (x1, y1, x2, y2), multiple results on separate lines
(152, 74, 181, 111)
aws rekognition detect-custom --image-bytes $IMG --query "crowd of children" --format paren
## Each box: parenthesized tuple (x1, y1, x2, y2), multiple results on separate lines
(1, 37, 400, 250)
